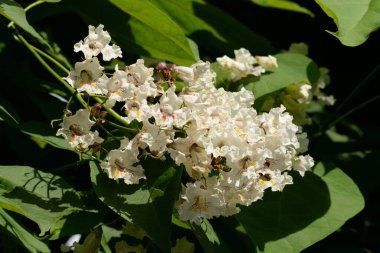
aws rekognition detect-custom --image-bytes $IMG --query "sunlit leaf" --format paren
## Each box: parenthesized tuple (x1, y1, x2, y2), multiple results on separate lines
(150, 0, 275, 55)
(315, 0, 380, 46)
(0, 208, 50, 253)
(236, 162, 364, 253)
(250, 0, 314, 17)
(64, 0, 198, 65)
(190, 220, 232, 253)
(0, 166, 92, 236)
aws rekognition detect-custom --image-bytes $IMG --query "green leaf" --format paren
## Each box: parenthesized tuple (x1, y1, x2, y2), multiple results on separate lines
(250, 0, 314, 17)
(315, 0, 380, 46)
(0, 0, 48, 47)
(239, 53, 320, 109)
(90, 159, 183, 252)
(64, 0, 197, 65)
(0, 166, 89, 236)
(110, 0, 197, 64)
(20, 121, 71, 150)
(236, 162, 364, 253)
(0, 208, 50, 253)
(190, 220, 232, 253)
(48, 209, 104, 240)
(150, 0, 275, 55)
(0, 98, 20, 128)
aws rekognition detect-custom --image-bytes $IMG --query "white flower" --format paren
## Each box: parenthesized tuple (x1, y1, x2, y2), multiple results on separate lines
(298, 84, 313, 104)
(293, 155, 314, 176)
(104, 66, 133, 107)
(255, 55, 278, 69)
(65, 57, 105, 95)
(102, 142, 146, 185)
(74, 24, 122, 61)
(174, 61, 216, 90)
(178, 180, 224, 224)
(122, 99, 152, 123)
(125, 59, 155, 86)
(217, 48, 265, 81)
(56, 109, 103, 149)
(135, 120, 173, 156)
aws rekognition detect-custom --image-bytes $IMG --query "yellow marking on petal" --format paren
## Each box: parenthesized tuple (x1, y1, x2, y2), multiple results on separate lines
(270, 179, 276, 184)
(259, 179, 265, 185)
(217, 147, 222, 152)
(192, 196, 208, 213)
(114, 90, 121, 95)
(136, 110, 142, 116)
(235, 127, 242, 133)
(114, 168, 120, 176)
(248, 161, 255, 167)
(239, 194, 245, 201)
(240, 133, 247, 139)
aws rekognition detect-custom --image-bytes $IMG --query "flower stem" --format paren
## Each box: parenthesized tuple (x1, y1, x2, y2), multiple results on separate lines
(328, 94, 380, 128)
(30, 45, 70, 74)
(17, 33, 89, 109)
(106, 120, 138, 134)
(93, 97, 135, 129)
(324, 62, 380, 129)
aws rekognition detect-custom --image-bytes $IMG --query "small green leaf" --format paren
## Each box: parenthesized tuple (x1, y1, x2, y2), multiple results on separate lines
(0, 208, 50, 253)
(315, 0, 380, 46)
(190, 220, 232, 253)
(239, 53, 320, 109)
(250, 0, 314, 17)
(0, 0, 48, 47)
(20, 121, 71, 150)
(236, 162, 364, 253)
(90, 159, 183, 252)
(0, 99, 20, 128)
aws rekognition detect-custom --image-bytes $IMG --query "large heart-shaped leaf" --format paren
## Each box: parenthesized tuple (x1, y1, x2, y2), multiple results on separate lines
(315, 0, 380, 46)
(0, 166, 91, 236)
(239, 53, 320, 109)
(150, 0, 275, 55)
(236, 162, 364, 253)
(90, 159, 183, 252)
(64, 0, 198, 65)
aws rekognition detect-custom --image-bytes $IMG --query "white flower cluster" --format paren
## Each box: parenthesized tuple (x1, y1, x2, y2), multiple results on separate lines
(57, 25, 314, 224)
(216, 48, 278, 81)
